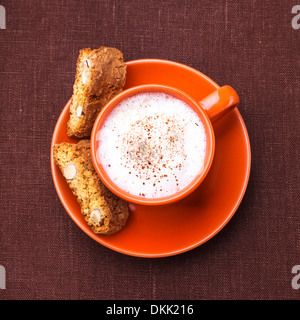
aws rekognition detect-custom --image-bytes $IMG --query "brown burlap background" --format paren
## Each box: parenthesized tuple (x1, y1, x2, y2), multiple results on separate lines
(0, 0, 299, 300)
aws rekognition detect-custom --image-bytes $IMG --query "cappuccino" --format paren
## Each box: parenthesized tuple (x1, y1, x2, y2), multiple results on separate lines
(97, 92, 207, 198)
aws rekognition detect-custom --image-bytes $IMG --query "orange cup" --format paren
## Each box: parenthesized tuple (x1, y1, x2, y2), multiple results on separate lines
(91, 84, 239, 205)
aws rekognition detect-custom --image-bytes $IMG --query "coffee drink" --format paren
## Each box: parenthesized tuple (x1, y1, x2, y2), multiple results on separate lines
(96, 92, 207, 198)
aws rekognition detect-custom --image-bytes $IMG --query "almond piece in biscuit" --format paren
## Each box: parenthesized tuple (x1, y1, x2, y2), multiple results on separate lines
(63, 162, 77, 180)
(76, 105, 83, 118)
(90, 208, 102, 225)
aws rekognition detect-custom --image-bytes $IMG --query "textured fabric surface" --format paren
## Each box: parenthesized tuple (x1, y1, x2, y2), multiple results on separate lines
(0, 0, 299, 300)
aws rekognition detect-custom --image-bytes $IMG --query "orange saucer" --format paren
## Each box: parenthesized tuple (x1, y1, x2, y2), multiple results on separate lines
(51, 59, 251, 258)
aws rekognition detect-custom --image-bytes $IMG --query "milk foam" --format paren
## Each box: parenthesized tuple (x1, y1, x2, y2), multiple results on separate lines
(97, 92, 207, 198)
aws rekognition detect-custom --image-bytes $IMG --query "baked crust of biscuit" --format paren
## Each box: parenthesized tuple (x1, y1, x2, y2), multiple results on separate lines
(53, 140, 129, 235)
(67, 46, 127, 138)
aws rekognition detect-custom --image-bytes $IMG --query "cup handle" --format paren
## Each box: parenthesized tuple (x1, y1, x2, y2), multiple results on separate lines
(199, 85, 240, 121)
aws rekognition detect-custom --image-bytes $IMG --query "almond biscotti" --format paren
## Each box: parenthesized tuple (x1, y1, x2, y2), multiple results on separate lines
(67, 46, 127, 138)
(53, 140, 129, 235)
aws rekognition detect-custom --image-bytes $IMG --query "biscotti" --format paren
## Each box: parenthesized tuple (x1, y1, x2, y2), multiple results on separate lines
(67, 46, 127, 138)
(53, 140, 129, 235)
